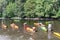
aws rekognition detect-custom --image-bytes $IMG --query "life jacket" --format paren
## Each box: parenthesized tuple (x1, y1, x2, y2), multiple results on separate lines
(24, 24, 29, 30)
(40, 26, 47, 32)
(38, 26, 47, 32)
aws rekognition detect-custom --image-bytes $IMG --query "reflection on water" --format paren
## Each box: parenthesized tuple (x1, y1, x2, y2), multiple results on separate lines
(0, 20, 60, 40)
(0, 35, 11, 40)
(0, 29, 58, 40)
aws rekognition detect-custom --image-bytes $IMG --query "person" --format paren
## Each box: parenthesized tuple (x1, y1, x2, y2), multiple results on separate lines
(48, 23, 52, 40)
(39, 23, 47, 32)
(34, 22, 47, 32)
(23, 23, 37, 32)
(10, 23, 19, 30)
(2, 23, 7, 30)
(34, 22, 53, 32)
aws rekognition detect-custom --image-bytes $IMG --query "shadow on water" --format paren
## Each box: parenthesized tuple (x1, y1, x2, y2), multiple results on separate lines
(0, 19, 60, 40)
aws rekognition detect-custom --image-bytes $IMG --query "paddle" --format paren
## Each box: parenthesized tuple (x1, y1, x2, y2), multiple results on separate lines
(53, 32, 60, 39)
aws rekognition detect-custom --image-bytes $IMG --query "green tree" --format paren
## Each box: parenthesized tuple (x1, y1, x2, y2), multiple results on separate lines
(0, 0, 7, 17)
(24, 0, 59, 18)
(35, 0, 45, 17)
(1, 0, 60, 18)
(35, 0, 58, 18)
(15, 0, 25, 17)
(24, 0, 37, 17)
(56, 7, 60, 18)
(3, 2, 17, 18)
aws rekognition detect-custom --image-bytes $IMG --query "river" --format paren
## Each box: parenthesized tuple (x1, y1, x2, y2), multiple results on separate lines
(0, 19, 60, 40)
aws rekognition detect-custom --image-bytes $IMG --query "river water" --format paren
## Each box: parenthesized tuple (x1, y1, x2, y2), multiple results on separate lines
(0, 19, 60, 40)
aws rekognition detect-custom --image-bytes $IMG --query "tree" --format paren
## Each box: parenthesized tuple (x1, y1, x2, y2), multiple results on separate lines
(3, 2, 17, 18)
(15, 0, 25, 17)
(24, 0, 36, 17)
(56, 7, 60, 18)
(35, 0, 58, 18)
(24, 0, 59, 18)
(0, 0, 7, 17)
(0, 0, 60, 18)
(35, 0, 45, 17)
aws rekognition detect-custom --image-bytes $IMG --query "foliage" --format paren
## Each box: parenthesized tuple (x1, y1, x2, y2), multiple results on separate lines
(15, 0, 25, 17)
(24, 0, 36, 17)
(3, 2, 17, 18)
(0, 0, 60, 18)
(0, 0, 7, 17)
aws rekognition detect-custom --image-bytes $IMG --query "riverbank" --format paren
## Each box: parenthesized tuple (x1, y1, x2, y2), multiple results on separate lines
(0, 17, 60, 20)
